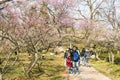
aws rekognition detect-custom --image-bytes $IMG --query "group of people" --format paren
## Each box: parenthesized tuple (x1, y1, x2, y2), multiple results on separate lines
(64, 46, 93, 74)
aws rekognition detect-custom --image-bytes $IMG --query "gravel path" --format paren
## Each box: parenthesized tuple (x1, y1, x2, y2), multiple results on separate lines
(64, 65, 111, 80)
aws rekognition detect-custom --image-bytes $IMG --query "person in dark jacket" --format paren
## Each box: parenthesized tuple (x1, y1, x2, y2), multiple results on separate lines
(64, 49, 69, 67)
(80, 48, 86, 66)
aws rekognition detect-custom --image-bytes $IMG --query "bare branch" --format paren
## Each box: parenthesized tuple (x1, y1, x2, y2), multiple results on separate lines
(92, 0, 104, 14)
(77, 10, 87, 19)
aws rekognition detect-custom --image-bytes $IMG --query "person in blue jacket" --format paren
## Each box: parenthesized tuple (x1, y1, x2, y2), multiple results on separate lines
(71, 46, 80, 74)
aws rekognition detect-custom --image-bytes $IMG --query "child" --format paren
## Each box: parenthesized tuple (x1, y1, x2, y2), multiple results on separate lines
(66, 53, 73, 74)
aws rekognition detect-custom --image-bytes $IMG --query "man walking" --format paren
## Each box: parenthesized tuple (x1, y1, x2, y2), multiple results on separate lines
(85, 49, 91, 67)
(72, 46, 80, 74)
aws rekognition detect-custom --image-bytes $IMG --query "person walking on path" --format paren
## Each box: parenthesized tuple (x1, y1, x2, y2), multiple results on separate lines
(64, 49, 69, 67)
(80, 48, 86, 66)
(85, 49, 91, 67)
(66, 53, 73, 74)
(76, 47, 80, 66)
(71, 46, 80, 74)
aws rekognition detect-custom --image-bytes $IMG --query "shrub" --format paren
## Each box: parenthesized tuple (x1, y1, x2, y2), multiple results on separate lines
(114, 56, 120, 65)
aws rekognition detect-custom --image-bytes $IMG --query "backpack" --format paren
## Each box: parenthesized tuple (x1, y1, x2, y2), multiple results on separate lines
(73, 51, 80, 62)
(80, 52, 85, 57)
(64, 51, 69, 59)
(76, 50, 80, 55)
(66, 56, 72, 67)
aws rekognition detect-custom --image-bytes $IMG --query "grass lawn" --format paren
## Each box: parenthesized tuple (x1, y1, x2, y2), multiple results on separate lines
(91, 60, 120, 80)
(1, 52, 66, 80)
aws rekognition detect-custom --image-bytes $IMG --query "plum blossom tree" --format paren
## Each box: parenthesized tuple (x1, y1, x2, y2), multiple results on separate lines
(0, 0, 75, 78)
(72, 0, 105, 45)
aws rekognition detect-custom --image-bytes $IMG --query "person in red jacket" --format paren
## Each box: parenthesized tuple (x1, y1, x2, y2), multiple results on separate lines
(66, 53, 73, 74)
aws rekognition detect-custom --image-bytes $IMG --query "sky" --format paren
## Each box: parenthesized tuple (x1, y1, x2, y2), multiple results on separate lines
(69, 0, 120, 29)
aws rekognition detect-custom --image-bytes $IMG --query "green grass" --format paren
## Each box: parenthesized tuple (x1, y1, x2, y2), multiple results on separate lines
(38, 54, 65, 80)
(91, 60, 120, 80)
(1, 52, 65, 80)
(91, 51, 120, 80)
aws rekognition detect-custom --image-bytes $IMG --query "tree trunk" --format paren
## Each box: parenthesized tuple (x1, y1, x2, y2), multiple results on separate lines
(11, 53, 19, 66)
(117, 50, 120, 55)
(111, 52, 114, 63)
(25, 52, 39, 77)
(94, 49, 100, 60)
(108, 52, 111, 63)
(96, 52, 100, 60)
(2, 52, 12, 72)
(108, 51, 114, 63)
(0, 73, 2, 80)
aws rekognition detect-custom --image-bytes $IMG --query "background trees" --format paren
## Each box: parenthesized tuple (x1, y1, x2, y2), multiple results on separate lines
(0, 0, 75, 78)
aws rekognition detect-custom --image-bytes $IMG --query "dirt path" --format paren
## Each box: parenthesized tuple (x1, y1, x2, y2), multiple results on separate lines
(64, 65, 111, 80)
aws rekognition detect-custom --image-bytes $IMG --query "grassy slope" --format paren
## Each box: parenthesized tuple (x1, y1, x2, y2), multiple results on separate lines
(91, 60, 120, 80)
(38, 53, 65, 80)
(2, 52, 65, 80)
